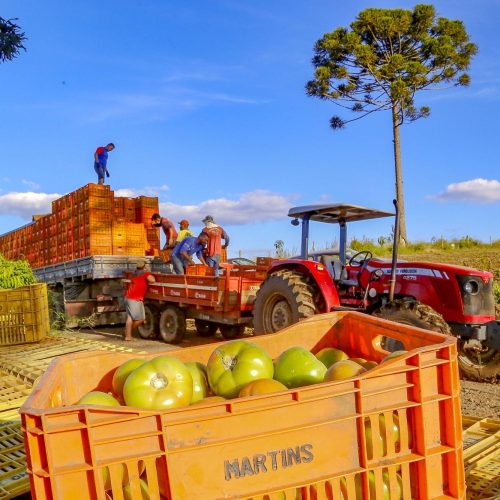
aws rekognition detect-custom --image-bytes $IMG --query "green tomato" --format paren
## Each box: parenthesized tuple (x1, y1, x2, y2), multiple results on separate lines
(207, 340, 274, 399)
(274, 347, 327, 389)
(77, 391, 120, 406)
(123, 356, 192, 410)
(382, 350, 408, 363)
(123, 479, 150, 500)
(368, 471, 403, 500)
(185, 361, 210, 404)
(112, 359, 146, 399)
(315, 347, 348, 368)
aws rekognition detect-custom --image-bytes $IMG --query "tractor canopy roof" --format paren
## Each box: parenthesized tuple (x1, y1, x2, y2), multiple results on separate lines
(288, 203, 394, 224)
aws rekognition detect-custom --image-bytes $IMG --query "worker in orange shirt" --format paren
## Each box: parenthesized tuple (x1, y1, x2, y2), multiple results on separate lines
(202, 215, 229, 275)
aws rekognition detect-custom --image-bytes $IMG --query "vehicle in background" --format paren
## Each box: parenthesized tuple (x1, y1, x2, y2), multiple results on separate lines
(253, 203, 499, 381)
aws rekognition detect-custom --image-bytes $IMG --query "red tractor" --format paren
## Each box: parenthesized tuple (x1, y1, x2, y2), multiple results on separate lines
(253, 203, 499, 381)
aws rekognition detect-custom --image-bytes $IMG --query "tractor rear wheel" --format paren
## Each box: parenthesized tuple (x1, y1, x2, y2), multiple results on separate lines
(138, 304, 159, 339)
(159, 305, 186, 344)
(457, 343, 500, 382)
(373, 299, 450, 351)
(253, 271, 318, 335)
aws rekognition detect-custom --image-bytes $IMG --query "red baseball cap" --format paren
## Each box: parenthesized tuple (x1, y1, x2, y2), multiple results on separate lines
(178, 219, 189, 226)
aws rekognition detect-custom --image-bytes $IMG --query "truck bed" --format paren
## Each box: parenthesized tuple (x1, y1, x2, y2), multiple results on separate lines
(34, 255, 169, 283)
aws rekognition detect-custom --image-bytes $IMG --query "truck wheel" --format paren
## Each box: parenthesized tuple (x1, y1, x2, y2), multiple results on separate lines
(194, 319, 218, 337)
(138, 304, 159, 339)
(253, 271, 318, 335)
(159, 306, 186, 344)
(457, 343, 500, 381)
(374, 299, 450, 351)
(220, 324, 245, 339)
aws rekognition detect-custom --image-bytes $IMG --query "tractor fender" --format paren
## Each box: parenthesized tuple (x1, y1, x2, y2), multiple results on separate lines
(267, 259, 340, 312)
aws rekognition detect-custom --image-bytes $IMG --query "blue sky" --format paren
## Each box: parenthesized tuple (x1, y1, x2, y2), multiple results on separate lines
(1, 0, 499, 258)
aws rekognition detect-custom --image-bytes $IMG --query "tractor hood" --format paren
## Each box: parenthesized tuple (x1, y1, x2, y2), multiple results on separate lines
(368, 258, 494, 280)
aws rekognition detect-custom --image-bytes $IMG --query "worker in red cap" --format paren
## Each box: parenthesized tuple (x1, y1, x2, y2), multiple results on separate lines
(176, 219, 194, 243)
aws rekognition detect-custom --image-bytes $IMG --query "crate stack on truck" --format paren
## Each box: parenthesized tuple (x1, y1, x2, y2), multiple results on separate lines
(0, 184, 160, 268)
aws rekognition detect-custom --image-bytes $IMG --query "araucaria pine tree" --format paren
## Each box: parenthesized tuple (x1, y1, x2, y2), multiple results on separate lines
(306, 4, 477, 243)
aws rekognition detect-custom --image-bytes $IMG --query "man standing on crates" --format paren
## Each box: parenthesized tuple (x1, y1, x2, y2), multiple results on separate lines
(93, 143, 115, 185)
(123, 259, 155, 341)
(202, 215, 229, 276)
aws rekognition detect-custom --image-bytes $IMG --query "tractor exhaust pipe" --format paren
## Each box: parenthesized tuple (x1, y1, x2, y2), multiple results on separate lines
(389, 199, 400, 301)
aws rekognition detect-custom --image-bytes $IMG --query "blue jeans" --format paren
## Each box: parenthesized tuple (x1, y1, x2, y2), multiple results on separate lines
(94, 163, 106, 181)
(206, 254, 220, 275)
(171, 254, 188, 274)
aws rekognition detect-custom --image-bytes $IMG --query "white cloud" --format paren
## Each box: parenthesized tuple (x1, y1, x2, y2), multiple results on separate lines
(159, 190, 296, 225)
(0, 189, 295, 226)
(114, 185, 169, 198)
(114, 188, 138, 198)
(0, 192, 61, 219)
(432, 178, 500, 204)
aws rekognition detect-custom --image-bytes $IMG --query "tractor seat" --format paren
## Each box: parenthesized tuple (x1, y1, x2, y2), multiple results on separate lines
(320, 255, 347, 282)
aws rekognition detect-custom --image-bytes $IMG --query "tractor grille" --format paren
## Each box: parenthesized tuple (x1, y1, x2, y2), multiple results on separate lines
(456, 275, 495, 316)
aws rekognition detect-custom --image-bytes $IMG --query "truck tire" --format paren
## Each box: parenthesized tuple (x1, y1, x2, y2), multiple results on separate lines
(159, 306, 186, 344)
(253, 270, 318, 335)
(374, 299, 450, 352)
(220, 324, 245, 339)
(457, 343, 500, 381)
(194, 319, 218, 337)
(138, 304, 159, 339)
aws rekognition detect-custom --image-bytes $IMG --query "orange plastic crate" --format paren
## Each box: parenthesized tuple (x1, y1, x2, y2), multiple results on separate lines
(21, 313, 465, 500)
(135, 195, 158, 208)
(185, 263, 215, 276)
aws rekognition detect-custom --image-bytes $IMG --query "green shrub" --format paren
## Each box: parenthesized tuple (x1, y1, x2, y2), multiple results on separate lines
(494, 283, 500, 304)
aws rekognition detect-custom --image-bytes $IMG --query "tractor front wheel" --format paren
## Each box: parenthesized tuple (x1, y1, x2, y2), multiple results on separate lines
(457, 342, 500, 382)
(253, 271, 318, 335)
(373, 299, 450, 351)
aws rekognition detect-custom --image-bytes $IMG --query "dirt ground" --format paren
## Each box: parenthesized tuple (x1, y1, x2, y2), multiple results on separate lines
(73, 323, 500, 419)
(460, 380, 500, 418)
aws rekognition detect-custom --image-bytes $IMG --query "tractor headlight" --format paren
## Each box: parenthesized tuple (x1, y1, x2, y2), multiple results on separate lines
(462, 279, 480, 295)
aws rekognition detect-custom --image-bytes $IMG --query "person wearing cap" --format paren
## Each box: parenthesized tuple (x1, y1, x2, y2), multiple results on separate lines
(176, 219, 194, 243)
(202, 215, 230, 275)
(170, 232, 209, 275)
(123, 259, 156, 341)
(151, 213, 178, 249)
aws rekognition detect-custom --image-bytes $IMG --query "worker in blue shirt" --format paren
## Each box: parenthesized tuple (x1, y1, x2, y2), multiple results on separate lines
(170, 232, 209, 274)
(93, 143, 115, 184)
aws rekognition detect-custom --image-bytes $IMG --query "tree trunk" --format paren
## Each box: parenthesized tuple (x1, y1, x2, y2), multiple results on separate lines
(391, 104, 407, 244)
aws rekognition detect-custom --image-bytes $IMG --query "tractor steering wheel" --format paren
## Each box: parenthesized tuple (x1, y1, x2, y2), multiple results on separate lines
(348, 250, 373, 268)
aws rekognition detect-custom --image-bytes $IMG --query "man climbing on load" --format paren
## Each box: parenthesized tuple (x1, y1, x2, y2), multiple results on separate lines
(151, 213, 178, 249)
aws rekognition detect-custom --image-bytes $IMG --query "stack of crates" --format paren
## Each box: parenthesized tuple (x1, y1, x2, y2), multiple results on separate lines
(0, 184, 161, 267)
(113, 195, 160, 256)
(73, 184, 113, 256)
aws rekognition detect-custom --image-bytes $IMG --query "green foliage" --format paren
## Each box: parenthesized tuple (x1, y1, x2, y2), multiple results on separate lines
(306, 4, 477, 127)
(348, 236, 499, 256)
(0, 17, 27, 62)
(493, 283, 500, 304)
(0, 254, 37, 289)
